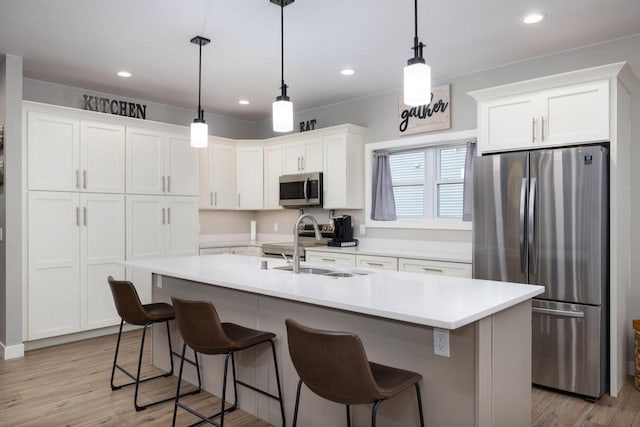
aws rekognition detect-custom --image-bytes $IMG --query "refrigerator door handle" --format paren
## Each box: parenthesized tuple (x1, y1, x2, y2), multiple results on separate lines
(519, 178, 527, 273)
(528, 177, 538, 274)
(532, 307, 585, 318)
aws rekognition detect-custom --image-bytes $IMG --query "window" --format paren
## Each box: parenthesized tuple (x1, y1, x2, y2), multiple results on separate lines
(387, 144, 467, 220)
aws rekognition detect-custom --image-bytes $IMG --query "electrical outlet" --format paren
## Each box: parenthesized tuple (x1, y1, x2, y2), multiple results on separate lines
(359, 224, 366, 235)
(434, 328, 450, 357)
(273, 223, 279, 232)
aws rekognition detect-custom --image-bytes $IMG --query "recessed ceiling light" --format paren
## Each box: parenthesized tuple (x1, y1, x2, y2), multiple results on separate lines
(238, 99, 250, 105)
(340, 68, 356, 76)
(522, 13, 546, 24)
(117, 71, 132, 78)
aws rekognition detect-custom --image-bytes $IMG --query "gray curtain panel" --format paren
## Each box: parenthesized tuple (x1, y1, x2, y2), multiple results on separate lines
(371, 151, 397, 220)
(462, 140, 477, 222)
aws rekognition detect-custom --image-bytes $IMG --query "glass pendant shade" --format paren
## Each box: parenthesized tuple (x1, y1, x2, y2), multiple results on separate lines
(272, 99, 293, 132)
(403, 62, 432, 106)
(190, 121, 208, 148)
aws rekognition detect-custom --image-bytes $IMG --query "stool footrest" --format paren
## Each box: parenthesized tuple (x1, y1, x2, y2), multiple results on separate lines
(176, 400, 238, 427)
(235, 379, 281, 401)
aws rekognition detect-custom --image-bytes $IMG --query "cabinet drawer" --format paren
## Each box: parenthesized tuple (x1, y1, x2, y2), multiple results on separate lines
(356, 254, 398, 271)
(398, 258, 472, 278)
(230, 246, 261, 256)
(200, 247, 230, 255)
(306, 251, 356, 267)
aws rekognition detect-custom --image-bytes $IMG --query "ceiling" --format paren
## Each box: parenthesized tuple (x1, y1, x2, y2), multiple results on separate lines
(1, 1, 640, 121)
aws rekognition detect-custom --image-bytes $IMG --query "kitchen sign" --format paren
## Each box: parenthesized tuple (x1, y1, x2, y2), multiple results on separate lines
(398, 84, 450, 135)
(82, 94, 147, 119)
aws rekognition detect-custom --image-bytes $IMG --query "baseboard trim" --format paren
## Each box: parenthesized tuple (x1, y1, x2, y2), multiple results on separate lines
(24, 324, 140, 352)
(1, 342, 25, 359)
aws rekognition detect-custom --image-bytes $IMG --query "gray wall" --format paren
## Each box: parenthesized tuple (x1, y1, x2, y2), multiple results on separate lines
(23, 78, 258, 140)
(0, 54, 23, 349)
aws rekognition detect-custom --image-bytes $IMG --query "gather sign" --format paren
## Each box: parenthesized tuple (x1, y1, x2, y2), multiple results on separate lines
(398, 84, 451, 135)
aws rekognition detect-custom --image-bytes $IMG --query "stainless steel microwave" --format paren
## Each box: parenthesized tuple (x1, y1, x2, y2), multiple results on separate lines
(279, 172, 323, 208)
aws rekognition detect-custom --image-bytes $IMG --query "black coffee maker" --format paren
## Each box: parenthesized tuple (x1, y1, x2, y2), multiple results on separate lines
(328, 215, 358, 247)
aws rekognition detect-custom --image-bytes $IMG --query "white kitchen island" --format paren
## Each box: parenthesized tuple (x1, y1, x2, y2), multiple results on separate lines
(126, 254, 544, 427)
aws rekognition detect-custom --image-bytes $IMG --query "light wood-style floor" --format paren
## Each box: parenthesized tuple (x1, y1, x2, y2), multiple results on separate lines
(2, 329, 640, 426)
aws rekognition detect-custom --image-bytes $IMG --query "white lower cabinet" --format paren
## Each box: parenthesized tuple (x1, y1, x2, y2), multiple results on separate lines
(398, 258, 472, 278)
(306, 251, 356, 267)
(356, 254, 398, 271)
(230, 246, 262, 256)
(200, 247, 231, 255)
(28, 192, 125, 340)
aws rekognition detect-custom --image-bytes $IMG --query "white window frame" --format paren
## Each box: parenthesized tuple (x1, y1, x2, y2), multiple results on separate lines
(364, 129, 476, 230)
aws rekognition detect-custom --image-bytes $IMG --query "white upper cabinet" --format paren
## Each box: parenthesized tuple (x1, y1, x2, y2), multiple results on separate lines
(81, 121, 125, 193)
(236, 145, 264, 210)
(322, 132, 364, 209)
(283, 137, 323, 174)
(166, 134, 199, 196)
(472, 79, 610, 154)
(200, 140, 236, 209)
(126, 127, 198, 196)
(28, 112, 81, 192)
(263, 144, 283, 210)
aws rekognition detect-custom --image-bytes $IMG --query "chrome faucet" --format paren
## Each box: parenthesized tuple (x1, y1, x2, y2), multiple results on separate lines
(292, 214, 322, 273)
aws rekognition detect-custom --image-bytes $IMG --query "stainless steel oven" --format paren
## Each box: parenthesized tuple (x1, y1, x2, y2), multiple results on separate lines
(279, 172, 322, 208)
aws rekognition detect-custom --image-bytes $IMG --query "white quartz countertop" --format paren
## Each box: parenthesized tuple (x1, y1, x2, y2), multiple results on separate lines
(126, 254, 543, 330)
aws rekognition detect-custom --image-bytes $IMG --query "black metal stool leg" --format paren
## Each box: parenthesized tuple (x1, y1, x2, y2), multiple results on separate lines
(133, 323, 150, 411)
(346, 404, 351, 427)
(110, 320, 125, 390)
(166, 320, 175, 376)
(371, 400, 383, 427)
(230, 352, 239, 409)
(292, 378, 303, 427)
(173, 343, 188, 427)
(415, 383, 425, 427)
(269, 340, 286, 427)
(220, 352, 234, 427)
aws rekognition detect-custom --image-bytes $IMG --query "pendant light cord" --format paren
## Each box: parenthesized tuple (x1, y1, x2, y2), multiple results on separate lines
(197, 40, 203, 120)
(280, 0, 287, 96)
(412, 0, 424, 60)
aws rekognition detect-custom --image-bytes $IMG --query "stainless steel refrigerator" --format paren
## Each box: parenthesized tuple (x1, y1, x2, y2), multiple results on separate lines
(472, 145, 608, 399)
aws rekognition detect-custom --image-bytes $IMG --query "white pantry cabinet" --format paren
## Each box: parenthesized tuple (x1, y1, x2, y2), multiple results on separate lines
(263, 144, 283, 210)
(200, 139, 236, 209)
(27, 112, 125, 193)
(126, 127, 198, 196)
(322, 131, 365, 209)
(283, 137, 323, 174)
(474, 79, 610, 153)
(236, 145, 264, 210)
(27, 191, 125, 340)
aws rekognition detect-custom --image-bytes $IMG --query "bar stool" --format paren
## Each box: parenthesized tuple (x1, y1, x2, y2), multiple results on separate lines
(171, 297, 286, 427)
(107, 276, 201, 411)
(285, 319, 425, 427)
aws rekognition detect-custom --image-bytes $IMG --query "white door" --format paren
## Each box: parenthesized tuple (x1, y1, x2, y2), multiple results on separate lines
(283, 142, 304, 174)
(263, 144, 283, 209)
(125, 195, 165, 259)
(27, 112, 80, 191)
(541, 80, 610, 146)
(165, 196, 199, 256)
(322, 134, 347, 209)
(478, 94, 539, 153)
(209, 143, 236, 209)
(80, 194, 125, 329)
(236, 146, 264, 209)
(81, 121, 125, 193)
(126, 127, 166, 194)
(302, 138, 323, 172)
(166, 134, 199, 196)
(28, 191, 81, 339)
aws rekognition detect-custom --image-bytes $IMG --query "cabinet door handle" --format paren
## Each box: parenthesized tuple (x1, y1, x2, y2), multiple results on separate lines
(301, 155, 305, 170)
(215, 192, 218, 207)
(366, 262, 384, 267)
(83, 207, 87, 226)
(167, 176, 171, 192)
(76, 170, 80, 189)
(297, 156, 301, 170)
(422, 267, 444, 273)
(532, 118, 537, 142)
(162, 176, 166, 192)
(167, 207, 171, 224)
(162, 208, 165, 224)
(210, 191, 213, 206)
(321, 258, 336, 263)
(76, 207, 80, 226)
(83, 170, 87, 189)
(541, 116, 545, 142)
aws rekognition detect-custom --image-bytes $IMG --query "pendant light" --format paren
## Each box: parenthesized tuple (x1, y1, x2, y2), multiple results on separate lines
(190, 35, 211, 148)
(403, 0, 431, 106)
(272, 0, 294, 133)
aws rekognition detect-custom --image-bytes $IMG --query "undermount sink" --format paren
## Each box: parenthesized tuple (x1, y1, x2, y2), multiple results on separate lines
(272, 265, 369, 278)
